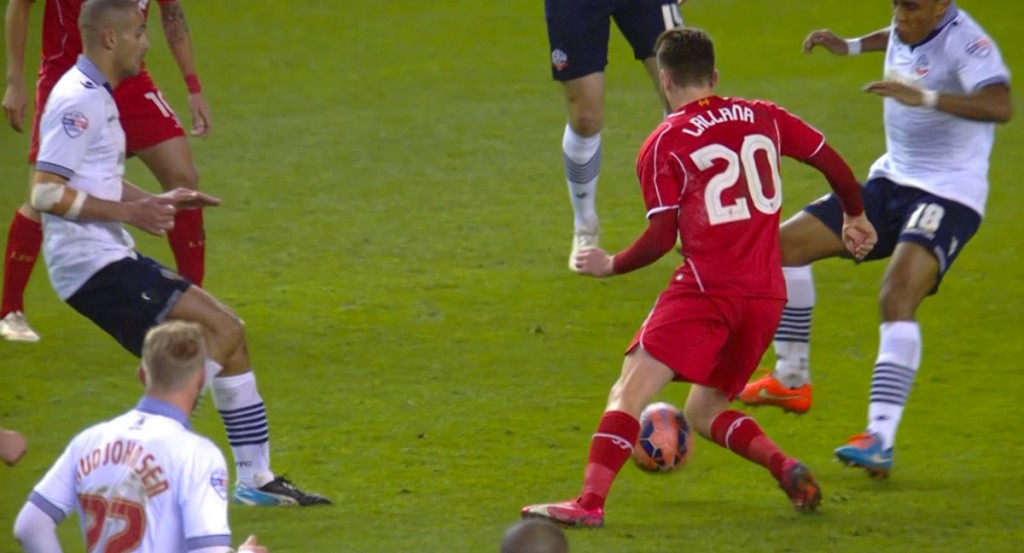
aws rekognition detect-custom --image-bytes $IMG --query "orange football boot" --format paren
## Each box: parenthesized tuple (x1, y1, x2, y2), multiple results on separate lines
(738, 370, 812, 414)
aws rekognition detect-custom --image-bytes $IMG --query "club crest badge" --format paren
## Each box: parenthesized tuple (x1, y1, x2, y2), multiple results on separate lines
(62, 111, 89, 138)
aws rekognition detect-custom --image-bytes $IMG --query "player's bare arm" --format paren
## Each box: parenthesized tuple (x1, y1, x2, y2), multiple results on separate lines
(865, 81, 1012, 123)
(30, 171, 177, 235)
(158, 0, 211, 136)
(2, 0, 34, 132)
(803, 27, 890, 55)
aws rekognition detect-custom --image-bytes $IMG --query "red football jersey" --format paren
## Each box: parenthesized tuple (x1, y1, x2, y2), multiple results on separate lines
(636, 95, 826, 300)
(39, 0, 166, 75)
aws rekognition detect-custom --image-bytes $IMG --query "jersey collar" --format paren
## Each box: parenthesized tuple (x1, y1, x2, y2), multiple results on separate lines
(136, 396, 191, 429)
(75, 55, 114, 95)
(906, 1, 960, 50)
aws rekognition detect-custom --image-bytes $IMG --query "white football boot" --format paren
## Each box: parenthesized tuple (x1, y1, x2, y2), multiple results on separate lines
(0, 311, 40, 343)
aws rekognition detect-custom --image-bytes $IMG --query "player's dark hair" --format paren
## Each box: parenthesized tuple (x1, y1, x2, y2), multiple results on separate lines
(655, 27, 715, 88)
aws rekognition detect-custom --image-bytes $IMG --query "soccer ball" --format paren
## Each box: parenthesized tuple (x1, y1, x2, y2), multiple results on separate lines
(633, 402, 694, 473)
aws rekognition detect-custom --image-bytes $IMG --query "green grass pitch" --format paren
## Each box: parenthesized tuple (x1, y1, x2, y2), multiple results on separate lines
(1, 1, 1023, 551)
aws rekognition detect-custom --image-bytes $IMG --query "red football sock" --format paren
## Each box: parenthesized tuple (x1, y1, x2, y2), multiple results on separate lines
(577, 410, 641, 510)
(1, 211, 42, 318)
(167, 208, 206, 286)
(710, 410, 787, 481)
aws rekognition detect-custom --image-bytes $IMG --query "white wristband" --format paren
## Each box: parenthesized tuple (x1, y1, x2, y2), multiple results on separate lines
(845, 39, 862, 56)
(65, 189, 87, 220)
(921, 89, 940, 109)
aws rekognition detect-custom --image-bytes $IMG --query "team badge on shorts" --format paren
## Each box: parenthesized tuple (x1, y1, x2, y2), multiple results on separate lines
(210, 468, 229, 500)
(551, 49, 569, 71)
(62, 111, 89, 138)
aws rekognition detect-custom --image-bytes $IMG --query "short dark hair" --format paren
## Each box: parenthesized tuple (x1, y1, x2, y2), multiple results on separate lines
(79, 0, 140, 40)
(654, 27, 715, 88)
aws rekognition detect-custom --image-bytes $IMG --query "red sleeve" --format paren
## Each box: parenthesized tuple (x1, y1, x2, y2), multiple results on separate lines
(803, 142, 865, 216)
(768, 103, 827, 162)
(611, 210, 678, 274)
(636, 124, 685, 218)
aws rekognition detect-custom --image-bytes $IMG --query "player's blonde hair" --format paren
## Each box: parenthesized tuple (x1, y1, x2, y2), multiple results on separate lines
(141, 321, 207, 392)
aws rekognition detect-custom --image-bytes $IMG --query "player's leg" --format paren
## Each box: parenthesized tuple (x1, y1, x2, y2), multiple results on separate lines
(523, 288, 721, 526)
(738, 210, 847, 412)
(166, 287, 331, 506)
(546, 0, 611, 268)
(685, 386, 820, 511)
(616, 0, 682, 115)
(834, 242, 933, 478)
(741, 181, 895, 413)
(1, 76, 56, 343)
(836, 194, 980, 477)
(117, 78, 207, 286)
(0, 202, 43, 342)
(522, 348, 675, 527)
(697, 297, 820, 511)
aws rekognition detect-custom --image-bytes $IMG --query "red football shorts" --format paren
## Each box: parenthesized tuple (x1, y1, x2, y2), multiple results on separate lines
(114, 71, 186, 154)
(627, 286, 785, 400)
(30, 71, 185, 163)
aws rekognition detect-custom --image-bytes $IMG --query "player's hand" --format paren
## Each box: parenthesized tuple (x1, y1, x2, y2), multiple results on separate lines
(2, 82, 29, 133)
(864, 80, 925, 107)
(127, 195, 177, 236)
(841, 212, 877, 261)
(238, 534, 268, 553)
(187, 93, 212, 137)
(573, 247, 615, 277)
(159, 187, 222, 210)
(802, 29, 849, 55)
(0, 428, 28, 467)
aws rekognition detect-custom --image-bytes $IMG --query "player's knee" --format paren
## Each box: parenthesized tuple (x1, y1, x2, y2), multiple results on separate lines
(606, 378, 642, 417)
(566, 104, 603, 137)
(161, 165, 200, 191)
(205, 310, 245, 359)
(681, 403, 712, 440)
(878, 280, 921, 320)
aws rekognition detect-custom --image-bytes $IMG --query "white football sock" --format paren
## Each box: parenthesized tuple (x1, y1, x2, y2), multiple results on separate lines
(203, 359, 223, 390)
(773, 266, 814, 388)
(562, 124, 600, 231)
(211, 371, 273, 487)
(866, 321, 922, 450)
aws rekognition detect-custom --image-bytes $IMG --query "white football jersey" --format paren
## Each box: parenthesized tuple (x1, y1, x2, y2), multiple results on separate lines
(28, 398, 232, 552)
(868, 6, 1010, 217)
(36, 55, 136, 300)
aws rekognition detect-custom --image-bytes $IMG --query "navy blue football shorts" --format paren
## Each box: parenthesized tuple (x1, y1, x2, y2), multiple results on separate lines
(545, 0, 683, 81)
(803, 177, 982, 291)
(66, 254, 192, 357)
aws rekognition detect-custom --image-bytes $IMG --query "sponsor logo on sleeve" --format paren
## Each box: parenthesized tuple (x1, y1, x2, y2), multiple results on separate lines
(61, 111, 89, 138)
(210, 468, 228, 500)
(965, 37, 992, 58)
